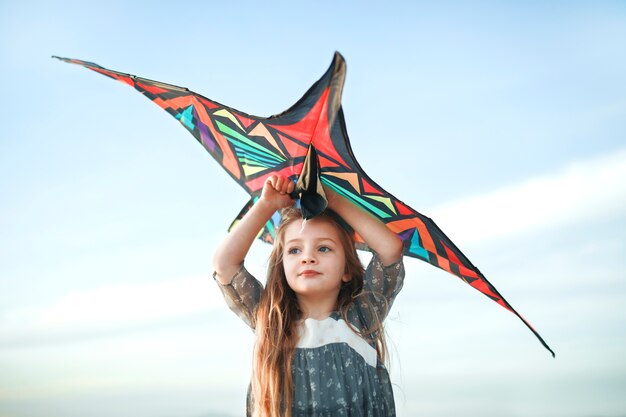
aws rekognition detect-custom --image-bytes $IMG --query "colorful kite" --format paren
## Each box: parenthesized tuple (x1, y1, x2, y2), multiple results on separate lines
(54, 53, 554, 356)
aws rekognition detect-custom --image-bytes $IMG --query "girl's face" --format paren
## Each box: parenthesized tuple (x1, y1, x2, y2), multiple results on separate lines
(281, 217, 350, 300)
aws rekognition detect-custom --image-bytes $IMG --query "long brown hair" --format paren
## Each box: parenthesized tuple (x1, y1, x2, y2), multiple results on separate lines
(251, 207, 388, 417)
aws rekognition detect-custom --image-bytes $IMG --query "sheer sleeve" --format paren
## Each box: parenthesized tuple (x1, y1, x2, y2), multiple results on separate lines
(213, 265, 263, 330)
(348, 254, 405, 333)
(364, 253, 405, 316)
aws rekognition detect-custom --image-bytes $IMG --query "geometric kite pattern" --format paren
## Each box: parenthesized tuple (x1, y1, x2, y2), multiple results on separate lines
(53, 53, 553, 356)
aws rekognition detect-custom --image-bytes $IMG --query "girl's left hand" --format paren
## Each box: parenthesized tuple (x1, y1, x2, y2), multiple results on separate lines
(322, 184, 340, 210)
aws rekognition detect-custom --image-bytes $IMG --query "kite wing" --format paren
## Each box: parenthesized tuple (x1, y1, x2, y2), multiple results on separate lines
(54, 53, 554, 356)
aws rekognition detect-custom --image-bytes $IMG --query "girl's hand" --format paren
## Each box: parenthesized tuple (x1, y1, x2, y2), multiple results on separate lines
(323, 184, 340, 210)
(260, 175, 295, 211)
(322, 183, 403, 265)
(213, 174, 294, 284)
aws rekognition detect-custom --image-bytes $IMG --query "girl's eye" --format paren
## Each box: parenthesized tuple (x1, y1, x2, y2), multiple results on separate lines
(287, 247, 301, 255)
(318, 246, 331, 253)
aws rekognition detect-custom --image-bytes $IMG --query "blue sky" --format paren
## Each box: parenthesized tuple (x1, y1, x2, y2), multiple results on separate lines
(1, 1, 625, 416)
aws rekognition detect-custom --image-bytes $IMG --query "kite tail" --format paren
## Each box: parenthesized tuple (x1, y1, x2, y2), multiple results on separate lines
(427, 216, 556, 357)
(476, 270, 556, 357)
(511, 309, 556, 358)
(436, 226, 556, 358)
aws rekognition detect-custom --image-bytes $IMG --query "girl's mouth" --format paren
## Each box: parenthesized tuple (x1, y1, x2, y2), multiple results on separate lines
(299, 270, 321, 277)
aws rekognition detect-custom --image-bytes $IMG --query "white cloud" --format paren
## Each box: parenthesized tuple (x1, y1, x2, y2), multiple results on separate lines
(3, 150, 625, 346)
(431, 149, 626, 244)
(44, 278, 221, 326)
(0, 276, 224, 345)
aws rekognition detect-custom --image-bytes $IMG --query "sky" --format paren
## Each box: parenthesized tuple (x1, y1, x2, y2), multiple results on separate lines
(1, 1, 625, 416)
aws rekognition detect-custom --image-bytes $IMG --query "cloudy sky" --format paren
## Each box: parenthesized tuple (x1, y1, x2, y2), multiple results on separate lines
(1, 1, 625, 416)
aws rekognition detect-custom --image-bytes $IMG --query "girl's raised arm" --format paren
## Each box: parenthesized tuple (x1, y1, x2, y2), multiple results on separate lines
(212, 175, 294, 284)
(324, 186, 403, 266)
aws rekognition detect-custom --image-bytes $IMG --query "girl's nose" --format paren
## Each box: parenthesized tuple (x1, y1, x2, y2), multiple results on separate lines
(300, 252, 317, 264)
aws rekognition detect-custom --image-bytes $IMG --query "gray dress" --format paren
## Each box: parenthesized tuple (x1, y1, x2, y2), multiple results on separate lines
(215, 254, 405, 416)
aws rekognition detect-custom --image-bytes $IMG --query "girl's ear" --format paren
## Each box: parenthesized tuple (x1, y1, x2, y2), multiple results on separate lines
(341, 273, 351, 283)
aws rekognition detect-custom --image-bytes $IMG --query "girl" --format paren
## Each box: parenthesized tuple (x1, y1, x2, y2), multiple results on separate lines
(213, 174, 404, 417)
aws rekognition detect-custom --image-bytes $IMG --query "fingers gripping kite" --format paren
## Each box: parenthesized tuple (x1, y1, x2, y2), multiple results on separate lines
(54, 53, 554, 356)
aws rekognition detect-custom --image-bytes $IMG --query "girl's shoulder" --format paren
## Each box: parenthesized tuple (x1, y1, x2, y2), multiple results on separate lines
(214, 264, 263, 329)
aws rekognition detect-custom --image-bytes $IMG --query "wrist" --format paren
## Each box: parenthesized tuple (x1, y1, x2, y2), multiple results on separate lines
(325, 189, 344, 212)
(322, 185, 337, 209)
(255, 198, 282, 215)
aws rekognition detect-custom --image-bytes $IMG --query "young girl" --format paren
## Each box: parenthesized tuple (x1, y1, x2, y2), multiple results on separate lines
(213, 174, 405, 417)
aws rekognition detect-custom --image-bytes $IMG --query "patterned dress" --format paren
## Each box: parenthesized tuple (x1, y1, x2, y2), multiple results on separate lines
(215, 254, 405, 416)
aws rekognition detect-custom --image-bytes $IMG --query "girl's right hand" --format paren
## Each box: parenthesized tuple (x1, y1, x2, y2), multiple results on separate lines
(213, 174, 295, 284)
(260, 175, 295, 211)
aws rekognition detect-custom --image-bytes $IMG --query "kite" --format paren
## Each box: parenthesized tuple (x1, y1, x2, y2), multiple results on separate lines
(53, 53, 554, 356)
